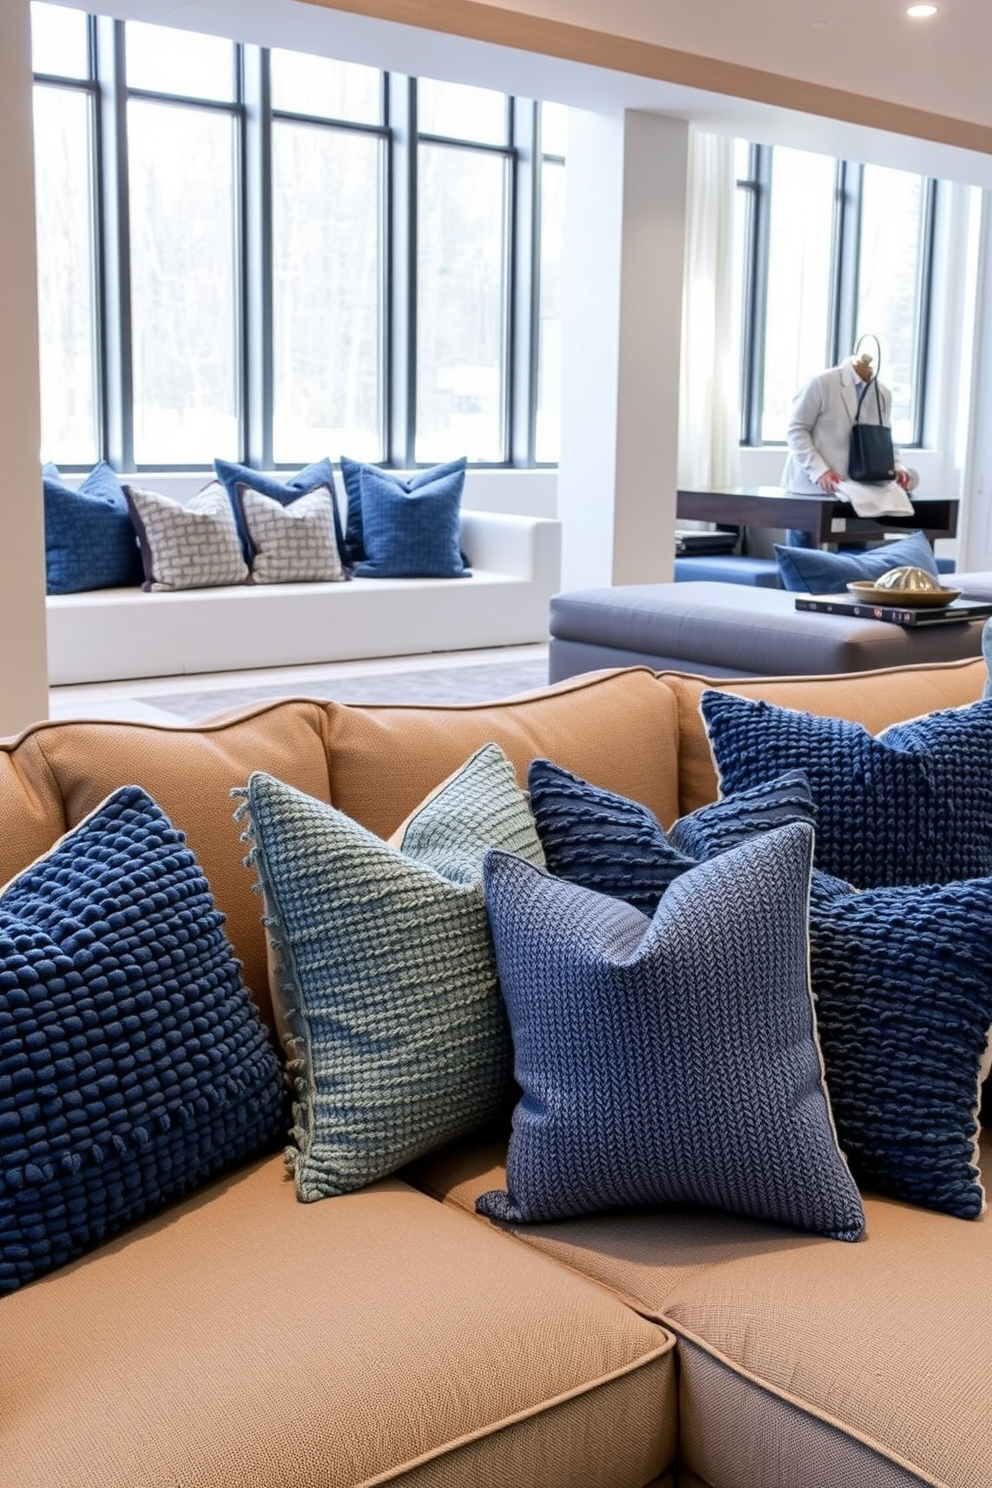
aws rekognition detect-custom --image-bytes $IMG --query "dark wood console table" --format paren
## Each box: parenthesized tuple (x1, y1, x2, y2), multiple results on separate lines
(676, 485, 958, 546)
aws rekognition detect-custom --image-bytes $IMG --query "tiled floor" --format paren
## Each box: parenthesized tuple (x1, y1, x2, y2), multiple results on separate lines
(48, 643, 551, 725)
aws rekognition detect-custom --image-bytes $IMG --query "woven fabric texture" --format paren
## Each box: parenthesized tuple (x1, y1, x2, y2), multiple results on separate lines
(125, 480, 249, 591)
(809, 870, 992, 1217)
(213, 456, 348, 567)
(235, 484, 345, 585)
(42, 461, 143, 595)
(339, 455, 467, 563)
(0, 785, 284, 1294)
(476, 826, 865, 1240)
(239, 743, 546, 1199)
(529, 759, 814, 915)
(354, 462, 470, 578)
(773, 528, 940, 594)
(701, 689, 992, 888)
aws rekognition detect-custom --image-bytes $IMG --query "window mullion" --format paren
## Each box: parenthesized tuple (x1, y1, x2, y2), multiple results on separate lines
(94, 15, 132, 470)
(912, 178, 938, 446)
(508, 97, 534, 466)
(829, 159, 862, 365)
(746, 144, 770, 447)
(242, 45, 270, 467)
(387, 73, 415, 467)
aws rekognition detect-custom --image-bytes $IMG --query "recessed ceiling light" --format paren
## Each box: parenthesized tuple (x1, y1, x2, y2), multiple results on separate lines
(905, 4, 938, 15)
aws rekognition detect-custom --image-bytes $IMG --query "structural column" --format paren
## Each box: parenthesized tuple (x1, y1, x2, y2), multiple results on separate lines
(557, 108, 688, 591)
(0, 0, 49, 733)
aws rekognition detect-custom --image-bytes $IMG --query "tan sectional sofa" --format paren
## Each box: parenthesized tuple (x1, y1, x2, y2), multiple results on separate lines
(1, 656, 990, 1488)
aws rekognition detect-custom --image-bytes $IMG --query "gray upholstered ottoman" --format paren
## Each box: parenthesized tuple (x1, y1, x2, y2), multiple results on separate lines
(548, 581, 988, 682)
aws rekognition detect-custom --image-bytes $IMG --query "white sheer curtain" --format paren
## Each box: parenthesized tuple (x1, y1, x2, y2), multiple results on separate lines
(677, 130, 740, 490)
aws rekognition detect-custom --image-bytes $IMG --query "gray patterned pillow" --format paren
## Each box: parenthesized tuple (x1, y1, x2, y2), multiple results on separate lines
(125, 482, 249, 591)
(236, 484, 345, 584)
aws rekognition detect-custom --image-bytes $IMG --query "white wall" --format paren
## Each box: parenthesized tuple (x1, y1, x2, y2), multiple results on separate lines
(0, 0, 49, 733)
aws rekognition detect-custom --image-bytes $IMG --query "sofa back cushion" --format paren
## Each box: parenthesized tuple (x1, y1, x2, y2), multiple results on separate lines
(665, 657, 987, 815)
(321, 668, 682, 840)
(1, 703, 331, 1029)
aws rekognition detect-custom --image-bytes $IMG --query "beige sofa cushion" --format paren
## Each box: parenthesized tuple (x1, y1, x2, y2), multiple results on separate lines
(0, 1157, 676, 1488)
(322, 668, 682, 838)
(1, 703, 332, 1028)
(665, 656, 987, 815)
(408, 1132, 992, 1488)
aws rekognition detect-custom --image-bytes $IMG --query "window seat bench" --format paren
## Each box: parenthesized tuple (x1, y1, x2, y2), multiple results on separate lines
(47, 511, 562, 685)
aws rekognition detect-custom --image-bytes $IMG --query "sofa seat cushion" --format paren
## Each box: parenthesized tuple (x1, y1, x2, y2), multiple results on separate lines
(0, 1155, 676, 1488)
(408, 1131, 992, 1488)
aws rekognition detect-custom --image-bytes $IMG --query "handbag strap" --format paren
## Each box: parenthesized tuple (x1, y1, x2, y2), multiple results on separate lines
(852, 334, 884, 425)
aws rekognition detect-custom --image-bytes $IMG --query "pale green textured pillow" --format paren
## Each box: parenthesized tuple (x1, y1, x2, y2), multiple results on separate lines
(237, 744, 545, 1200)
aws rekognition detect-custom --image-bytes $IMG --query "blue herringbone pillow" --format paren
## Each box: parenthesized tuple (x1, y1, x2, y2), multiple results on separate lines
(701, 690, 992, 888)
(476, 825, 865, 1240)
(528, 759, 814, 914)
(522, 763, 992, 1219)
(0, 786, 285, 1294)
(42, 462, 144, 594)
(238, 744, 544, 1199)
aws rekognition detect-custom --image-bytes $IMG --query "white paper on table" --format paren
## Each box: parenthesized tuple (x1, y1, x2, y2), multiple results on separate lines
(835, 479, 915, 519)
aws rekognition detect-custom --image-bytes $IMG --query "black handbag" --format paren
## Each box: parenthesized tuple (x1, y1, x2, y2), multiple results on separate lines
(848, 337, 896, 483)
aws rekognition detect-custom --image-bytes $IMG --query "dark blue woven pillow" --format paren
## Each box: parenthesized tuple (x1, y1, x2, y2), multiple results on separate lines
(213, 458, 348, 569)
(773, 528, 940, 594)
(339, 456, 467, 564)
(0, 786, 285, 1294)
(701, 690, 992, 889)
(353, 463, 470, 579)
(476, 827, 865, 1240)
(42, 462, 143, 594)
(523, 762, 992, 1219)
(808, 871, 992, 1218)
(528, 759, 814, 914)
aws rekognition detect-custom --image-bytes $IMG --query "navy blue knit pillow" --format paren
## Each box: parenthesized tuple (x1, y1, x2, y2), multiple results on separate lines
(0, 787, 285, 1294)
(339, 456, 467, 564)
(528, 759, 814, 914)
(354, 463, 470, 579)
(42, 462, 144, 594)
(476, 827, 865, 1240)
(809, 871, 992, 1218)
(701, 690, 992, 889)
(213, 458, 349, 569)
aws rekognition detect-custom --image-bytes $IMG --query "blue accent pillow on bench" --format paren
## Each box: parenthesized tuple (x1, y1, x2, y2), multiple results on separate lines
(354, 462, 470, 579)
(339, 456, 467, 565)
(42, 462, 144, 594)
(476, 826, 865, 1240)
(773, 528, 940, 594)
(214, 458, 349, 569)
(0, 786, 285, 1294)
(700, 689, 992, 889)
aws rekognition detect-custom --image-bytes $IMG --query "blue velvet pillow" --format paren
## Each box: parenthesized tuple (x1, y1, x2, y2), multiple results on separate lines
(808, 871, 992, 1219)
(42, 462, 144, 594)
(476, 827, 865, 1240)
(773, 529, 940, 594)
(0, 786, 285, 1294)
(528, 759, 815, 915)
(213, 458, 348, 569)
(523, 762, 992, 1219)
(340, 456, 467, 564)
(353, 463, 470, 579)
(701, 690, 992, 889)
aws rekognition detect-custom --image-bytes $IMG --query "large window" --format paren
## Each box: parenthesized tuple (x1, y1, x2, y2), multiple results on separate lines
(30, 7, 562, 471)
(736, 141, 935, 447)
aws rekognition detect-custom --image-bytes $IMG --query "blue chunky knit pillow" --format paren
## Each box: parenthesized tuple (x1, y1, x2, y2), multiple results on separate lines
(213, 457, 349, 569)
(522, 763, 992, 1219)
(808, 871, 992, 1219)
(339, 456, 467, 564)
(476, 825, 865, 1240)
(700, 690, 992, 888)
(0, 786, 285, 1294)
(42, 462, 144, 594)
(528, 759, 814, 914)
(238, 744, 544, 1200)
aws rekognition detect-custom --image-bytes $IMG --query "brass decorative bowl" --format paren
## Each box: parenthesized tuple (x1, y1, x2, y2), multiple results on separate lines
(847, 566, 961, 607)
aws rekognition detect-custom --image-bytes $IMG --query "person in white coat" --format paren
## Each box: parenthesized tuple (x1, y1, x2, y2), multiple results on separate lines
(781, 348, 913, 545)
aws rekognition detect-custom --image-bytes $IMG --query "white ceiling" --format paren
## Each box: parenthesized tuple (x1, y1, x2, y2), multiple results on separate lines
(45, 0, 992, 187)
